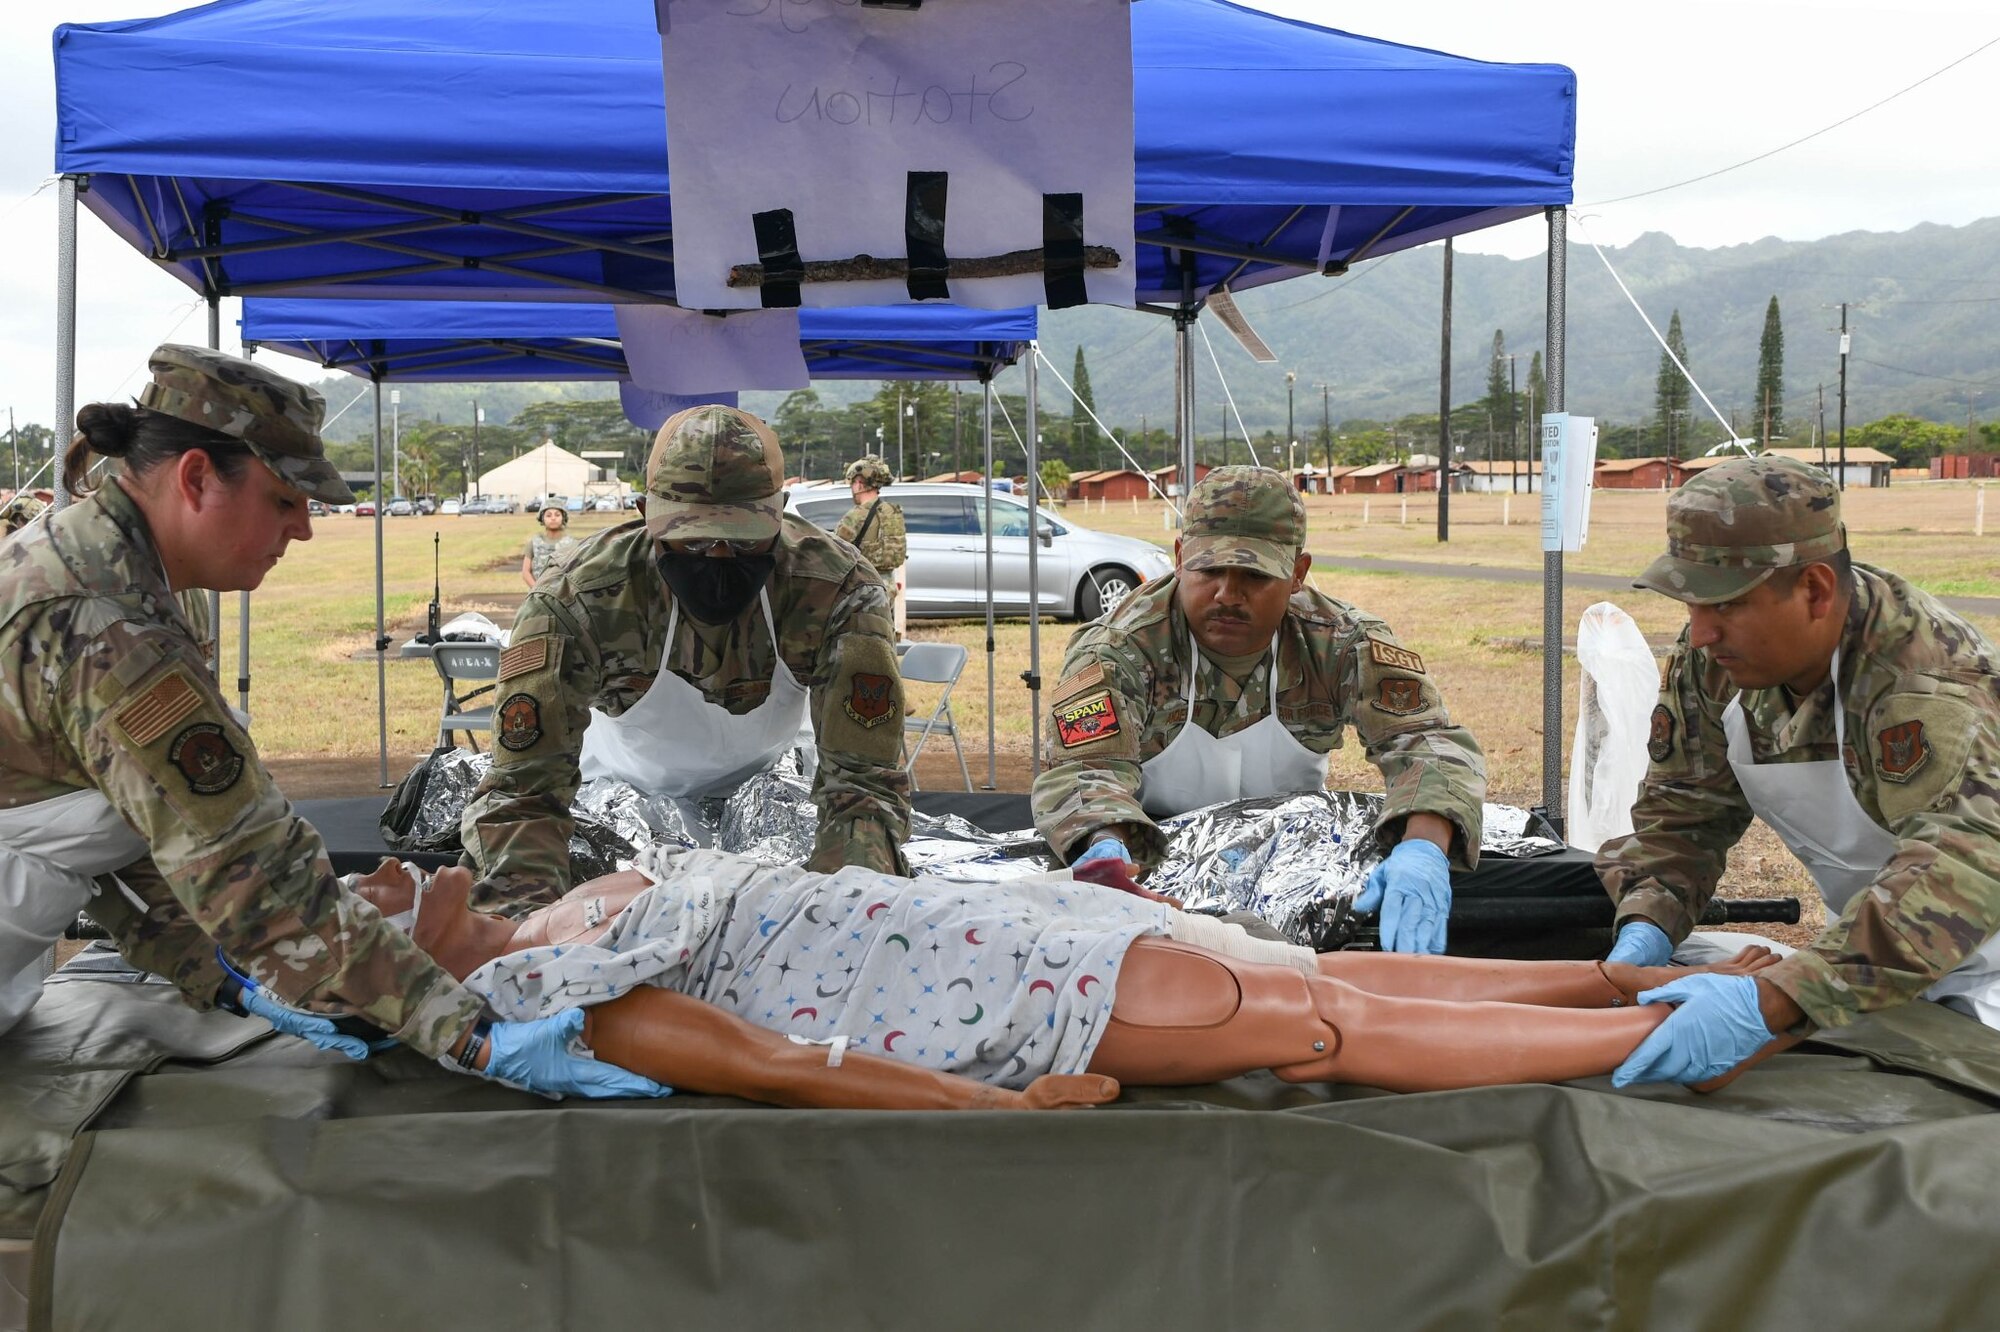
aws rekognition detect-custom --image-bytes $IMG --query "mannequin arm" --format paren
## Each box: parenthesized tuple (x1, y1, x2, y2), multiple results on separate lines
(583, 986, 1117, 1111)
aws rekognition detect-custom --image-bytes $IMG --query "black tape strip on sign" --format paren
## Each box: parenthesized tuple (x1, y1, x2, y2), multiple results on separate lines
(1042, 192, 1088, 309)
(752, 207, 804, 308)
(905, 171, 951, 301)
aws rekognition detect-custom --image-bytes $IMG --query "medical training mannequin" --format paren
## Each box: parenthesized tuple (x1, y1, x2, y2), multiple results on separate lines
(355, 858, 1779, 1110)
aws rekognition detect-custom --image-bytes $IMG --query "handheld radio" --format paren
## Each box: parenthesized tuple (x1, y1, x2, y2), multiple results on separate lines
(426, 532, 442, 644)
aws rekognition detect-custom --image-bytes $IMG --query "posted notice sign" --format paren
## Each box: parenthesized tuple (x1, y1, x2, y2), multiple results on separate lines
(657, 0, 1136, 311)
(1540, 413, 1599, 553)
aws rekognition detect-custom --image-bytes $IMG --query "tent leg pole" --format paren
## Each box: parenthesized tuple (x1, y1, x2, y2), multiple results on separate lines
(374, 378, 391, 788)
(982, 377, 997, 791)
(52, 176, 79, 513)
(207, 296, 253, 717)
(1024, 347, 1043, 768)
(1542, 206, 1567, 833)
(1174, 305, 1196, 523)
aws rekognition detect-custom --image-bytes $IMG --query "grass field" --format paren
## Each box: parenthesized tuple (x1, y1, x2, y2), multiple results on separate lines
(224, 493, 1998, 945)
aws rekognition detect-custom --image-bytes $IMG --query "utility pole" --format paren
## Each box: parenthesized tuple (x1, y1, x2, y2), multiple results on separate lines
(8, 407, 15, 491)
(1762, 386, 1772, 451)
(1438, 237, 1452, 541)
(1219, 397, 1228, 466)
(1317, 383, 1332, 475)
(1285, 370, 1297, 488)
(953, 383, 963, 478)
(471, 399, 483, 499)
(1508, 354, 1520, 494)
(1817, 384, 1826, 467)
(1837, 302, 1850, 491)
(391, 389, 401, 497)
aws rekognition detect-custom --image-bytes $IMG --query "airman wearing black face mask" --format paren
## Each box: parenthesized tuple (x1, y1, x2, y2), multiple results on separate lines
(461, 406, 912, 915)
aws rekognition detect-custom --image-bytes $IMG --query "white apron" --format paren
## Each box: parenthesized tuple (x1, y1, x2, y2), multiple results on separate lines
(0, 788, 149, 1034)
(1139, 629, 1329, 818)
(1722, 649, 2000, 1027)
(578, 590, 809, 799)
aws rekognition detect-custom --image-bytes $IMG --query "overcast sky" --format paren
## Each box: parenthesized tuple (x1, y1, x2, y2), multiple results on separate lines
(1, 0, 1995, 436)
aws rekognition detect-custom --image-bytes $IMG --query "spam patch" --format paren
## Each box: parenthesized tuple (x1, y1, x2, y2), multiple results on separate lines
(843, 672, 896, 729)
(1052, 661, 1105, 703)
(1056, 690, 1122, 748)
(1368, 637, 1425, 675)
(1648, 705, 1676, 763)
(497, 693, 544, 751)
(1373, 678, 1425, 716)
(168, 722, 243, 795)
(498, 638, 549, 681)
(1877, 720, 1929, 782)
(118, 669, 203, 747)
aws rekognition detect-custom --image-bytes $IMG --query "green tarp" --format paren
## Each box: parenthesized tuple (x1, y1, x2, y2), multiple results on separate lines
(7, 973, 2000, 1329)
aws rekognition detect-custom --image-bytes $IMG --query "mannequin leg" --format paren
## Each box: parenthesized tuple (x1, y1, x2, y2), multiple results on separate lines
(1317, 946, 1781, 1009)
(583, 986, 1119, 1111)
(1088, 939, 1671, 1093)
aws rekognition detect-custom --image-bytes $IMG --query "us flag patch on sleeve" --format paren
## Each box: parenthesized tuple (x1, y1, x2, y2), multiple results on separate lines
(117, 669, 203, 747)
(498, 638, 548, 680)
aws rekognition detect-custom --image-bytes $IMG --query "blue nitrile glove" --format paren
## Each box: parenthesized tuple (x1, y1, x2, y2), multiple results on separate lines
(1353, 839, 1452, 955)
(1073, 835, 1133, 869)
(216, 951, 374, 1061)
(481, 1008, 674, 1100)
(1606, 920, 1674, 968)
(1611, 973, 1774, 1087)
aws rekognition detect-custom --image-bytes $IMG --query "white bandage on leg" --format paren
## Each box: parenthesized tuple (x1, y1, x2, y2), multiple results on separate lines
(787, 1033, 850, 1067)
(1165, 910, 1318, 976)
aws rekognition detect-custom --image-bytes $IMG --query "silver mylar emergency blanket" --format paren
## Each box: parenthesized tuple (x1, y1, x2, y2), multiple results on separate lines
(397, 750, 1562, 947)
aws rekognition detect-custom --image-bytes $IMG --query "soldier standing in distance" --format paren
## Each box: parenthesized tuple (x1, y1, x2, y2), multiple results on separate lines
(461, 405, 911, 914)
(0, 345, 663, 1099)
(1032, 466, 1487, 955)
(521, 502, 578, 588)
(834, 455, 908, 637)
(1599, 455, 2000, 1086)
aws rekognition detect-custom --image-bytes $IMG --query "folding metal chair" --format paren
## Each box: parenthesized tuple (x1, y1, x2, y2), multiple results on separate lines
(431, 643, 500, 749)
(898, 641, 971, 792)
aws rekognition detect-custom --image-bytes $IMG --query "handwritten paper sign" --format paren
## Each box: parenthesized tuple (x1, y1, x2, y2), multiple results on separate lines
(615, 304, 809, 395)
(658, 0, 1135, 310)
(619, 383, 741, 434)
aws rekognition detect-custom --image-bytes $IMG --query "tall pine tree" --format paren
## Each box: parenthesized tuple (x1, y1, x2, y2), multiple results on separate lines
(1071, 345, 1099, 469)
(1485, 330, 1510, 463)
(1655, 309, 1691, 458)
(1755, 296, 1785, 444)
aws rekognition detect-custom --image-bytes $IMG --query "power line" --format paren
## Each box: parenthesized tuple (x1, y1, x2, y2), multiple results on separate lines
(1584, 33, 2000, 207)
(1850, 356, 2000, 390)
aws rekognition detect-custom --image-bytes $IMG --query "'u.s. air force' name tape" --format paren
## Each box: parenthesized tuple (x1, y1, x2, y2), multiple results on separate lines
(1056, 689, 1121, 748)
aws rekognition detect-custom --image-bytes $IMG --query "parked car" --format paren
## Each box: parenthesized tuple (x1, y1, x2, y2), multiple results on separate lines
(786, 482, 1174, 621)
(386, 496, 415, 517)
(354, 499, 377, 517)
(564, 495, 587, 513)
(590, 495, 622, 512)
(620, 492, 643, 510)
(439, 498, 462, 516)
(414, 496, 438, 516)
(306, 499, 329, 517)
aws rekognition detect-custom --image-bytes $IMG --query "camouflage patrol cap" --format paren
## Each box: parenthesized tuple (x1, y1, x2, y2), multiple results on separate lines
(136, 344, 351, 504)
(1634, 455, 1845, 605)
(644, 405, 785, 542)
(1179, 465, 1308, 580)
(845, 454, 894, 489)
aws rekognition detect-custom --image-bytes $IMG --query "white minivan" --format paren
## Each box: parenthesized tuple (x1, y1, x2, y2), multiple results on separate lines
(787, 482, 1173, 621)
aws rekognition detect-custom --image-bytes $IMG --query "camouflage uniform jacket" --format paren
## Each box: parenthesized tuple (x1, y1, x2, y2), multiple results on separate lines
(1032, 576, 1487, 868)
(526, 532, 578, 582)
(0, 482, 483, 1056)
(833, 499, 908, 578)
(462, 515, 911, 912)
(1598, 564, 2000, 1031)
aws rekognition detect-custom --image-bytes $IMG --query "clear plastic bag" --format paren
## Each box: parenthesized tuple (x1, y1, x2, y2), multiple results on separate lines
(1566, 601, 1659, 853)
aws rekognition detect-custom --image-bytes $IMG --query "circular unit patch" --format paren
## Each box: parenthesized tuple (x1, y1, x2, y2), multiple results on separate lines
(169, 722, 244, 795)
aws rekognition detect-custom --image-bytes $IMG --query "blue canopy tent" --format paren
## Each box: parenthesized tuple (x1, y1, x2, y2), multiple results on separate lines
(238, 300, 1038, 385)
(238, 297, 1038, 786)
(50, 0, 1577, 813)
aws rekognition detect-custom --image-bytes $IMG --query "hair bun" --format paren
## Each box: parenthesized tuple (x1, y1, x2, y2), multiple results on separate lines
(74, 402, 143, 458)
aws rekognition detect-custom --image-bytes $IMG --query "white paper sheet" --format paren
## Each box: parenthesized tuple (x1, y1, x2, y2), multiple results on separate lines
(615, 304, 808, 395)
(1540, 413, 1598, 553)
(658, 0, 1136, 310)
(618, 382, 742, 434)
